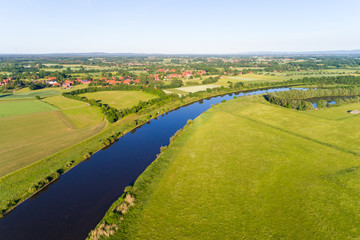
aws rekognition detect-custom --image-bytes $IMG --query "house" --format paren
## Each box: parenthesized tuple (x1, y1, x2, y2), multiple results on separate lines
(196, 70, 206, 76)
(123, 79, 131, 84)
(81, 80, 92, 84)
(62, 80, 74, 88)
(182, 71, 193, 77)
(167, 74, 183, 79)
(106, 80, 122, 85)
(47, 80, 58, 85)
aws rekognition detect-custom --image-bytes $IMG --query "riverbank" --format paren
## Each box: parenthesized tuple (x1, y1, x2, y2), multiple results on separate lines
(0, 83, 305, 218)
(94, 95, 360, 239)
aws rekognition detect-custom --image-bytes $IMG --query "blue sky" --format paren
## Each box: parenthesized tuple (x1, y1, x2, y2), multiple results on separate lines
(1, 0, 360, 54)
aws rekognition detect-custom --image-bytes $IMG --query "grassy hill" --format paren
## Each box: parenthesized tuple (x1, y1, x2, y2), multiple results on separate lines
(106, 95, 360, 239)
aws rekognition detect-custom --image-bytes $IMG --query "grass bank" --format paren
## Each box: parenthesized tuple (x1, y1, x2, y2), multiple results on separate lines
(93, 95, 360, 239)
(0, 83, 307, 218)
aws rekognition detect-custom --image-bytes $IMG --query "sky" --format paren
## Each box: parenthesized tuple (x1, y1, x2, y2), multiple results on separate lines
(1, 0, 360, 54)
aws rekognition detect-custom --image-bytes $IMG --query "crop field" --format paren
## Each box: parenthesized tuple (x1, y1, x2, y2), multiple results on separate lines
(0, 90, 60, 100)
(42, 95, 88, 109)
(15, 85, 88, 94)
(118, 96, 360, 239)
(0, 106, 105, 177)
(0, 100, 57, 118)
(163, 89, 189, 96)
(79, 91, 157, 109)
(174, 84, 220, 93)
(62, 106, 104, 128)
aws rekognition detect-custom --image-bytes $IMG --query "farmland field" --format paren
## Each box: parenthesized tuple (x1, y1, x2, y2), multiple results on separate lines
(0, 100, 57, 118)
(15, 84, 88, 93)
(0, 106, 105, 177)
(79, 91, 157, 109)
(42, 95, 88, 109)
(174, 84, 220, 93)
(0, 90, 60, 100)
(115, 95, 360, 239)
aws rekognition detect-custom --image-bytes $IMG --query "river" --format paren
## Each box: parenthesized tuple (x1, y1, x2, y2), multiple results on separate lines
(0, 87, 294, 240)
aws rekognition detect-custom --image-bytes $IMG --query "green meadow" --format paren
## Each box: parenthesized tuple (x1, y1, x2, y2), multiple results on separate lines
(42, 95, 88, 109)
(0, 100, 57, 118)
(0, 107, 105, 177)
(79, 91, 158, 109)
(109, 95, 360, 239)
(0, 90, 60, 100)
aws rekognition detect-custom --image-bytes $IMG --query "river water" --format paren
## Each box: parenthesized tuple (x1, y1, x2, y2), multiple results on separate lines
(0, 87, 293, 240)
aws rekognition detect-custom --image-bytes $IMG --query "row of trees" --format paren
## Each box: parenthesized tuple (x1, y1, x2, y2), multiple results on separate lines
(267, 87, 360, 110)
(202, 76, 220, 84)
(63, 85, 179, 123)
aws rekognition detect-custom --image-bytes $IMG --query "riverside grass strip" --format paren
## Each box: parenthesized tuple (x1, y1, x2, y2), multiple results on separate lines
(98, 95, 360, 240)
(0, 81, 332, 218)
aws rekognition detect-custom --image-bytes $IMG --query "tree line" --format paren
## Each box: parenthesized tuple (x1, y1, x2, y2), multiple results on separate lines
(267, 87, 360, 110)
(62, 85, 179, 123)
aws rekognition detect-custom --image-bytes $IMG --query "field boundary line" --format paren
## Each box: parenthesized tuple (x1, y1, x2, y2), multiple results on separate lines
(234, 113, 360, 157)
(0, 104, 90, 120)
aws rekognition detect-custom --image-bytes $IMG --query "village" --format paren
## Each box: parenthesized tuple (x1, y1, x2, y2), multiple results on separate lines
(0, 68, 211, 90)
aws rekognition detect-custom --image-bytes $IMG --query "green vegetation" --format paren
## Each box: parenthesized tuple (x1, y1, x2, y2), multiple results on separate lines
(0, 109, 105, 178)
(174, 84, 220, 93)
(0, 90, 60, 100)
(42, 95, 88, 109)
(267, 87, 360, 110)
(202, 76, 220, 84)
(62, 106, 104, 128)
(63, 86, 177, 123)
(3, 54, 360, 230)
(0, 100, 57, 118)
(304, 102, 360, 120)
(79, 91, 157, 109)
(96, 95, 360, 239)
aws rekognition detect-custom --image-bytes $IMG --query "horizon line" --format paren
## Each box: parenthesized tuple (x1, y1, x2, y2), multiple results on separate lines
(1, 49, 360, 56)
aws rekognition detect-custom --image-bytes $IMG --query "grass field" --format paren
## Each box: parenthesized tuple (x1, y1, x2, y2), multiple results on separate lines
(0, 106, 105, 178)
(174, 84, 220, 93)
(111, 95, 360, 239)
(0, 100, 57, 118)
(79, 91, 157, 109)
(304, 102, 360, 120)
(15, 84, 88, 94)
(0, 90, 60, 100)
(42, 95, 88, 109)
